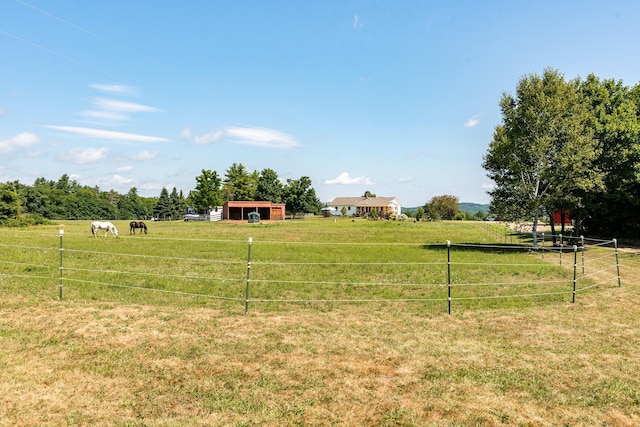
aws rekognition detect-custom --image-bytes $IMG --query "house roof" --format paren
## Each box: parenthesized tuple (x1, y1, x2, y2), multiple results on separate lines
(328, 197, 400, 207)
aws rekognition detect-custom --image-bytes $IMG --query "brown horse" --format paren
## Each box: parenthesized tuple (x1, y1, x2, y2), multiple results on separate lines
(129, 221, 148, 235)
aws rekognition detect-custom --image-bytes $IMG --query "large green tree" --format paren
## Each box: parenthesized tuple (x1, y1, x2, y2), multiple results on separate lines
(0, 182, 21, 223)
(223, 163, 257, 201)
(189, 169, 223, 212)
(425, 195, 459, 220)
(283, 176, 321, 215)
(255, 168, 283, 202)
(169, 187, 187, 219)
(577, 75, 640, 236)
(483, 69, 604, 246)
(153, 188, 172, 220)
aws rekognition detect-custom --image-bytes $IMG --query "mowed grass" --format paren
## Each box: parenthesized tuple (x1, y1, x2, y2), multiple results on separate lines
(1, 218, 638, 426)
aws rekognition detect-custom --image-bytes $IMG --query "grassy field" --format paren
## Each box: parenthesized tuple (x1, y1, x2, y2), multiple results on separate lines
(1, 218, 638, 426)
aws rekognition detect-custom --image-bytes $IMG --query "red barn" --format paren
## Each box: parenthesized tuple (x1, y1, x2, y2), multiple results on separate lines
(223, 201, 286, 221)
(553, 209, 572, 225)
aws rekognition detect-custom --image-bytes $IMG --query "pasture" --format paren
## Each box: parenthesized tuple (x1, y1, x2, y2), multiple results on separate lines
(1, 218, 638, 426)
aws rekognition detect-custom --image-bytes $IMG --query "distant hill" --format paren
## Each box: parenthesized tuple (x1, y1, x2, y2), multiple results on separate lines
(402, 202, 490, 215)
(459, 202, 490, 215)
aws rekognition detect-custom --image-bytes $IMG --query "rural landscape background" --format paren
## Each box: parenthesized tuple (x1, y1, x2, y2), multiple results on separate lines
(3, 1, 640, 425)
(1, 218, 638, 426)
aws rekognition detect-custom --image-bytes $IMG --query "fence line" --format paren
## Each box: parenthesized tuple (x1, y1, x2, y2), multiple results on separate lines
(64, 248, 246, 265)
(63, 277, 245, 301)
(0, 231, 623, 314)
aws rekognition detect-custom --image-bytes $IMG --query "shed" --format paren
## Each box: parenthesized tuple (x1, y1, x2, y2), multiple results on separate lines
(223, 201, 286, 221)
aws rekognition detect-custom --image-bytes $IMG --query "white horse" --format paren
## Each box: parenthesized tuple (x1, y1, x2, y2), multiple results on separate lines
(91, 221, 119, 237)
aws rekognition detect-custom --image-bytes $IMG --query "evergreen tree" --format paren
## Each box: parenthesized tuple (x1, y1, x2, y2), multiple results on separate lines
(153, 188, 172, 220)
(255, 168, 283, 202)
(224, 163, 256, 201)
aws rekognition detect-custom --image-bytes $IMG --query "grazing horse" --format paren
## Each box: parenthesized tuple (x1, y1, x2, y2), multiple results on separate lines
(129, 221, 148, 235)
(91, 221, 118, 238)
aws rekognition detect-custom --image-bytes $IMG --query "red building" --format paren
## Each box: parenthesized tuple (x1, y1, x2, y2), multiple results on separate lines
(553, 209, 572, 225)
(223, 201, 286, 221)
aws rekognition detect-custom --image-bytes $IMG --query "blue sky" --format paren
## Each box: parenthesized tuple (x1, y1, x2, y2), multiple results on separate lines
(2, 1, 639, 207)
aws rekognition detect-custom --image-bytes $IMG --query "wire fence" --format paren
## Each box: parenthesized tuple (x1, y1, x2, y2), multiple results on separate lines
(0, 228, 622, 314)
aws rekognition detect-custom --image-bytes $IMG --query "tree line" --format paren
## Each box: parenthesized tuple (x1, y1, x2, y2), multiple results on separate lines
(0, 163, 322, 225)
(483, 69, 640, 240)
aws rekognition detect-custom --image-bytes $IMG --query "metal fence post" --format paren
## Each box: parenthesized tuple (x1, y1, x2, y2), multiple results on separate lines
(541, 232, 545, 260)
(59, 230, 64, 300)
(447, 240, 451, 315)
(580, 235, 585, 275)
(614, 238, 621, 287)
(559, 234, 563, 266)
(572, 245, 577, 303)
(244, 237, 253, 315)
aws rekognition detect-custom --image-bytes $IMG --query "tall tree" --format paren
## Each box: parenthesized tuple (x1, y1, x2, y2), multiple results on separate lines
(483, 69, 603, 246)
(577, 75, 640, 236)
(169, 187, 186, 219)
(255, 168, 283, 202)
(223, 163, 256, 201)
(283, 176, 321, 215)
(0, 183, 21, 223)
(153, 188, 172, 220)
(425, 195, 459, 220)
(189, 169, 223, 212)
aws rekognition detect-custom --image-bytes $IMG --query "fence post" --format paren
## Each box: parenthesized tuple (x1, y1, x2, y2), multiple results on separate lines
(447, 240, 451, 315)
(572, 245, 577, 303)
(58, 230, 64, 300)
(614, 238, 621, 287)
(580, 235, 585, 275)
(244, 237, 253, 315)
(559, 234, 563, 265)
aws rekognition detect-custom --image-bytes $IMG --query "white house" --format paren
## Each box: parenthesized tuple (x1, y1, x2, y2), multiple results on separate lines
(327, 196, 402, 218)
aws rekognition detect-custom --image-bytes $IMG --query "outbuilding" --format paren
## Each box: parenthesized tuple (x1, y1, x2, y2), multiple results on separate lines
(223, 201, 286, 221)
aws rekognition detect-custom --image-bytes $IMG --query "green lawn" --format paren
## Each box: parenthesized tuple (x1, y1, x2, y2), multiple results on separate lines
(1, 218, 636, 426)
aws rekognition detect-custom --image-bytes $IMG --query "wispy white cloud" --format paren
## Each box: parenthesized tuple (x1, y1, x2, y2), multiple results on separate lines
(464, 114, 482, 128)
(397, 176, 412, 183)
(132, 150, 159, 161)
(323, 172, 374, 185)
(95, 174, 136, 189)
(179, 127, 191, 139)
(117, 165, 134, 172)
(79, 109, 128, 123)
(90, 83, 137, 95)
(226, 126, 300, 149)
(194, 130, 224, 145)
(79, 85, 158, 127)
(45, 125, 169, 143)
(353, 15, 363, 29)
(93, 98, 161, 113)
(140, 182, 168, 192)
(0, 132, 39, 153)
(194, 126, 300, 149)
(0, 107, 6, 116)
(60, 147, 108, 164)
